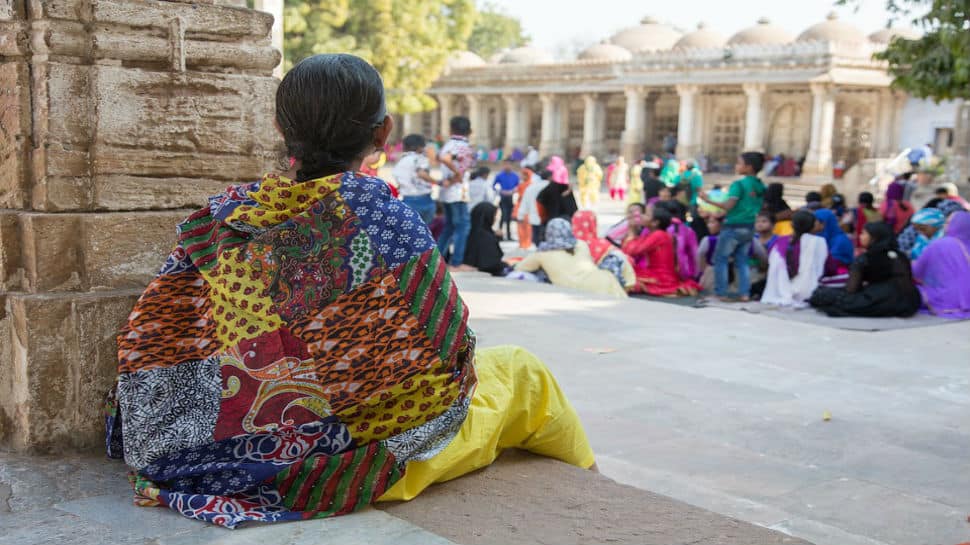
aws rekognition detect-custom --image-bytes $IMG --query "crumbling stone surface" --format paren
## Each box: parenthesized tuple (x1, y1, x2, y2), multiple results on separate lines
(0, 0, 280, 451)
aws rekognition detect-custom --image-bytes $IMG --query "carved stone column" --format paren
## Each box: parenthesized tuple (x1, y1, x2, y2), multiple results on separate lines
(621, 87, 647, 161)
(581, 93, 606, 158)
(742, 83, 767, 152)
(539, 93, 565, 157)
(438, 95, 454, 137)
(675, 84, 700, 159)
(467, 95, 489, 148)
(504, 95, 529, 152)
(803, 83, 837, 176)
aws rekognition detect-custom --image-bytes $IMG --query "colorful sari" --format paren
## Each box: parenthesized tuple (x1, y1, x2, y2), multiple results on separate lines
(514, 169, 534, 249)
(106, 172, 479, 527)
(622, 229, 700, 296)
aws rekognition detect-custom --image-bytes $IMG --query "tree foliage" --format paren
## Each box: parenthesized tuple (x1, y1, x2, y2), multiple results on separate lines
(466, 2, 530, 60)
(839, 0, 970, 101)
(283, 0, 476, 113)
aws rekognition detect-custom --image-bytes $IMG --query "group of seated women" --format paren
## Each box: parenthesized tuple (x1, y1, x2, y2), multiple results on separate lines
(494, 180, 970, 321)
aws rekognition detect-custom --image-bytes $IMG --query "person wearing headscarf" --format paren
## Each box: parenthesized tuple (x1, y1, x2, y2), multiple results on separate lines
(897, 198, 965, 254)
(640, 160, 665, 202)
(912, 211, 970, 319)
(660, 158, 680, 187)
(762, 182, 794, 235)
(537, 167, 578, 224)
(622, 207, 701, 296)
(813, 209, 854, 266)
(761, 210, 828, 307)
(576, 156, 603, 208)
(571, 211, 636, 289)
(514, 218, 630, 298)
(810, 222, 922, 317)
(463, 202, 508, 276)
(820, 183, 838, 209)
(907, 208, 945, 260)
(513, 168, 534, 249)
(627, 160, 645, 205)
(547, 155, 570, 187)
(881, 178, 915, 234)
(606, 156, 630, 201)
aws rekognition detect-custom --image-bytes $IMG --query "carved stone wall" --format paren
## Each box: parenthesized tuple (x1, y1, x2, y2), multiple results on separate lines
(0, 0, 280, 451)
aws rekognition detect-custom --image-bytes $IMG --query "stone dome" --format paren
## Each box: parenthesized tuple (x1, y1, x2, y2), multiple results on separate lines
(797, 12, 866, 44)
(498, 46, 554, 65)
(609, 16, 683, 53)
(727, 17, 794, 46)
(869, 27, 920, 44)
(674, 22, 727, 50)
(578, 41, 633, 62)
(445, 51, 486, 70)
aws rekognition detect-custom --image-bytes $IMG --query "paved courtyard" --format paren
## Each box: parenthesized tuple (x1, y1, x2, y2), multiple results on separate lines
(459, 272, 970, 545)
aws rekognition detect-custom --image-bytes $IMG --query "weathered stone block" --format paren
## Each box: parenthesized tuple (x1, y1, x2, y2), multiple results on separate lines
(19, 213, 84, 292)
(0, 291, 140, 451)
(0, 211, 23, 291)
(80, 210, 186, 289)
(91, 0, 273, 38)
(0, 60, 29, 209)
(91, 175, 231, 210)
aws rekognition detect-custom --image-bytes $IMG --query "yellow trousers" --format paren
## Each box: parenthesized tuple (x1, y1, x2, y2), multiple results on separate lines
(378, 345, 595, 501)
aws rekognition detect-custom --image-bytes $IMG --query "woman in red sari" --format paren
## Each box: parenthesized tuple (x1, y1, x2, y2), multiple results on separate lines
(622, 207, 700, 296)
(514, 168, 534, 248)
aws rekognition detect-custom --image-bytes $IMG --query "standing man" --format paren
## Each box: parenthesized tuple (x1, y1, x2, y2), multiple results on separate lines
(698, 152, 766, 302)
(493, 159, 520, 240)
(437, 116, 476, 271)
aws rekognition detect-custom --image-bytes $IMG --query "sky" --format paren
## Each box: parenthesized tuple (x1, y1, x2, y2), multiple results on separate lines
(486, 0, 901, 58)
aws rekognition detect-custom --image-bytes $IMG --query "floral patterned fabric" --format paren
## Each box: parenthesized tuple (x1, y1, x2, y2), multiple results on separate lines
(107, 171, 477, 528)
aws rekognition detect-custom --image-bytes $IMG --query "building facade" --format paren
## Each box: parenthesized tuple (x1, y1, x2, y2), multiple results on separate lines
(420, 15, 925, 176)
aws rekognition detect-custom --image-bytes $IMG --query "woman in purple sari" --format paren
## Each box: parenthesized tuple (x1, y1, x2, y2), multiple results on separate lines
(913, 212, 970, 319)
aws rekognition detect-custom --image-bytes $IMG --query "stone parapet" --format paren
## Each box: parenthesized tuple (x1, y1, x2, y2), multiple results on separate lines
(0, 0, 280, 451)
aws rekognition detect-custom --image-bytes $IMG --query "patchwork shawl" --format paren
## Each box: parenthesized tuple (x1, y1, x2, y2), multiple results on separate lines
(105, 172, 477, 528)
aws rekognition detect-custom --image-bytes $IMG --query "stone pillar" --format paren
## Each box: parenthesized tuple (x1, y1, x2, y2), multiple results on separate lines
(889, 91, 907, 155)
(581, 93, 606, 158)
(742, 83, 767, 152)
(621, 87, 647, 161)
(675, 84, 700, 159)
(253, 0, 284, 77)
(952, 100, 970, 190)
(438, 95, 454, 137)
(539, 94, 565, 157)
(803, 83, 837, 177)
(0, 1, 280, 452)
(467, 95, 488, 147)
(504, 95, 529, 153)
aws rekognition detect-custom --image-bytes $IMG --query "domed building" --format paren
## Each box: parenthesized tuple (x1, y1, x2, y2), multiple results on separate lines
(406, 14, 956, 177)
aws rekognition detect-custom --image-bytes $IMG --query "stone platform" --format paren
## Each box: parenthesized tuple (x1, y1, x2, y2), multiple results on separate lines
(3, 273, 969, 545)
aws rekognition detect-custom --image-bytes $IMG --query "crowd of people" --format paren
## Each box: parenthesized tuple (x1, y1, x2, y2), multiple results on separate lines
(392, 116, 970, 320)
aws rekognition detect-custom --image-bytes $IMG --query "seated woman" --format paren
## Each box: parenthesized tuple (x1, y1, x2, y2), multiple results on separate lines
(813, 209, 854, 268)
(845, 191, 883, 252)
(464, 202, 510, 275)
(623, 207, 701, 296)
(896, 198, 964, 256)
(809, 222, 922, 317)
(762, 182, 793, 236)
(105, 54, 594, 528)
(906, 208, 945, 260)
(571, 210, 636, 290)
(912, 211, 970, 319)
(656, 201, 699, 282)
(761, 210, 829, 308)
(514, 218, 631, 298)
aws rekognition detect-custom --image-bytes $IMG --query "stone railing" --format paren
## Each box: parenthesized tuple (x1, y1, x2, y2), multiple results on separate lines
(0, 0, 280, 452)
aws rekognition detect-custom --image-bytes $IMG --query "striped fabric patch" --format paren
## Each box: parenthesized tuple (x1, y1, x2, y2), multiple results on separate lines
(397, 248, 470, 364)
(273, 442, 401, 517)
(178, 208, 249, 273)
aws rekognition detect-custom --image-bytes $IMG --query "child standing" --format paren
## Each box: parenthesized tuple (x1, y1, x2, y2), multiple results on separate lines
(393, 134, 438, 224)
(437, 116, 476, 270)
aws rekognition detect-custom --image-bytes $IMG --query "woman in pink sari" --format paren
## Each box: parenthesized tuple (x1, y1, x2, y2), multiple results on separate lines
(913, 211, 970, 318)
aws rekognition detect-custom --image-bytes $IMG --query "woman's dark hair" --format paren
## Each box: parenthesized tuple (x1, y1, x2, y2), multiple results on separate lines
(450, 116, 471, 136)
(740, 151, 765, 173)
(864, 221, 897, 252)
(276, 54, 386, 181)
(805, 191, 822, 203)
(923, 197, 944, 209)
(787, 210, 817, 278)
(402, 134, 425, 152)
(652, 207, 673, 231)
(471, 166, 491, 179)
(757, 211, 775, 224)
(858, 191, 874, 207)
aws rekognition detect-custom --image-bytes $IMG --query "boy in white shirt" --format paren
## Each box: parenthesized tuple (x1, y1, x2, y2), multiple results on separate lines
(393, 134, 438, 224)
